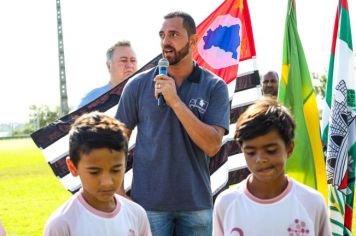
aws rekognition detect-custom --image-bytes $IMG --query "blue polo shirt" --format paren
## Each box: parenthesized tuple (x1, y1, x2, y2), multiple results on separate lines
(116, 62, 229, 211)
(78, 83, 111, 108)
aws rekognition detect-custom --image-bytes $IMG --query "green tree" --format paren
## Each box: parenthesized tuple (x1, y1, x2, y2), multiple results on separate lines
(12, 105, 61, 135)
(28, 105, 61, 130)
(312, 72, 327, 99)
(12, 123, 34, 136)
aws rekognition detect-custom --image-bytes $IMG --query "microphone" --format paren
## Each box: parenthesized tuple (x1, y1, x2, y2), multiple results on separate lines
(157, 58, 169, 108)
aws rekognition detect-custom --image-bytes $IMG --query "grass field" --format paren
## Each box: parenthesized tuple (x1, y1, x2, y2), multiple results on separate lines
(0, 138, 71, 236)
(0, 138, 355, 235)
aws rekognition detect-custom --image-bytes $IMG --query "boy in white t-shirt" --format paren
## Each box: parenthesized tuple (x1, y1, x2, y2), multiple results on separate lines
(44, 111, 151, 236)
(213, 97, 331, 236)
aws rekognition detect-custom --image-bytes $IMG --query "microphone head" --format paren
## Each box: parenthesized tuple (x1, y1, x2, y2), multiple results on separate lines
(158, 58, 169, 68)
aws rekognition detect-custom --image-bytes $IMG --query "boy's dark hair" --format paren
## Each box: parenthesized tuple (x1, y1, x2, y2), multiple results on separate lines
(235, 97, 296, 146)
(69, 111, 128, 167)
(164, 11, 196, 36)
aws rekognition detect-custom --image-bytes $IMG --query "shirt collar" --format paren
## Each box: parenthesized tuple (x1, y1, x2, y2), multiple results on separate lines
(187, 61, 201, 83)
(154, 61, 201, 83)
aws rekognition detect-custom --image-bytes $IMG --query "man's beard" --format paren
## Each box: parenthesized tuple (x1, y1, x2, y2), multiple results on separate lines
(164, 42, 190, 65)
(263, 87, 278, 96)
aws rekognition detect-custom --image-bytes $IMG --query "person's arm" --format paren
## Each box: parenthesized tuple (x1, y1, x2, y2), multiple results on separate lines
(155, 74, 227, 157)
(43, 217, 70, 236)
(0, 222, 6, 236)
(115, 75, 138, 198)
(213, 196, 225, 236)
(317, 196, 332, 236)
(171, 100, 225, 157)
(139, 207, 152, 236)
(117, 127, 132, 198)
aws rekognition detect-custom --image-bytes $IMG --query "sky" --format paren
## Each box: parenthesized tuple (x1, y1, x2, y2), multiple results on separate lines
(0, 0, 355, 124)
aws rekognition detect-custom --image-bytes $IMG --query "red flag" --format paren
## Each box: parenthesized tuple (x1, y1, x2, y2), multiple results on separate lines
(193, 0, 256, 84)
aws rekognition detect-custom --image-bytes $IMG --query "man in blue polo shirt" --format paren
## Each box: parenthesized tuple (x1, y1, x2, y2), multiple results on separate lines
(116, 12, 229, 236)
(78, 40, 137, 108)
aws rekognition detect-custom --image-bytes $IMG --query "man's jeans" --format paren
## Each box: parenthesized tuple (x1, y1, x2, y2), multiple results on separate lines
(147, 209, 212, 236)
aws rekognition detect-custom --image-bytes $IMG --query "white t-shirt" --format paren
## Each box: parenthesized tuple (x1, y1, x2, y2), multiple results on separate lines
(213, 176, 331, 236)
(44, 191, 151, 236)
(0, 222, 5, 236)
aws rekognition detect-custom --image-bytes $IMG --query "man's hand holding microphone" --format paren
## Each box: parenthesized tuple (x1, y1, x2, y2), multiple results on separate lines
(154, 58, 179, 108)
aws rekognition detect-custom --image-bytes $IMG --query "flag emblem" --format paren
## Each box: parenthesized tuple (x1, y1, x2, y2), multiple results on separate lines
(327, 80, 354, 194)
(197, 14, 242, 69)
(189, 98, 209, 114)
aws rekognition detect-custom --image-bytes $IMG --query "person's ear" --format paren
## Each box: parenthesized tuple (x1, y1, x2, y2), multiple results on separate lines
(106, 61, 111, 72)
(66, 157, 79, 177)
(286, 141, 294, 159)
(190, 34, 198, 47)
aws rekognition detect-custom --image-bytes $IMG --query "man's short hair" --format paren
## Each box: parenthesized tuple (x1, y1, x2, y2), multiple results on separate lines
(106, 40, 132, 62)
(263, 71, 279, 82)
(69, 111, 128, 167)
(234, 97, 295, 146)
(164, 11, 196, 36)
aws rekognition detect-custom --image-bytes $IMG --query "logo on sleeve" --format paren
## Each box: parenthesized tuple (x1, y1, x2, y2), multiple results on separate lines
(189, 98, 209, 114)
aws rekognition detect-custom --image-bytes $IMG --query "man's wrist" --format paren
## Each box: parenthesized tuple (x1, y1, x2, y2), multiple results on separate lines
(170, 97, 184, 110)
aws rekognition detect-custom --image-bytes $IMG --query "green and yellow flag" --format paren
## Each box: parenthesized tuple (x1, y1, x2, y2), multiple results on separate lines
(278, 0, 327, 199)
(321, 0, 355, 234)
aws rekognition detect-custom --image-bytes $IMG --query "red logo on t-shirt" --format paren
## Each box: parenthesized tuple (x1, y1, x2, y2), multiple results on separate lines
(287, 218, 310, 235)
(128, 229, 136, 236)
(230, 227, 244, 235)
